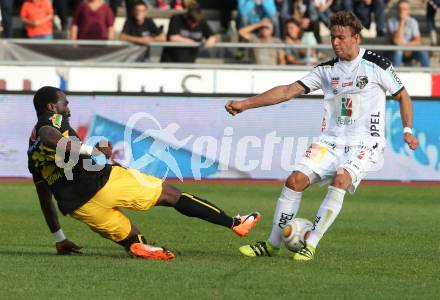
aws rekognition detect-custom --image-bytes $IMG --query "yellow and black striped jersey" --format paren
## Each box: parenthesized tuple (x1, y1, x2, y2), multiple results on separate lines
(28, 112, 111, 215)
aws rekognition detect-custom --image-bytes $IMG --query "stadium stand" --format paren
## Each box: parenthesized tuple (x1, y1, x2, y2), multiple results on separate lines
(1, 0, 440, 66)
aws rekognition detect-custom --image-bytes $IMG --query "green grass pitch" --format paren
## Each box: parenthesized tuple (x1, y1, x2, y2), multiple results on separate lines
(0, 182, 439, 299)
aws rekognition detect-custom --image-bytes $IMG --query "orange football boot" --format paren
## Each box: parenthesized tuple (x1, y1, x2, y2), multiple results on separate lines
(129, 243, 176, 260)
(232, 212, 261, 237)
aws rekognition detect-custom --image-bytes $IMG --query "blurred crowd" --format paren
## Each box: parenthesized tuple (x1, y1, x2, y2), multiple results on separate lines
(0, 0, 436, 66)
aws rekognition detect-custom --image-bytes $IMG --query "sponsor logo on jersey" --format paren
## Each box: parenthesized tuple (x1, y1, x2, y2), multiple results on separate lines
(388, 66, 402, 86)
(50, 114, 63, 129)
(357, 148, 366, 160)
(361, 59, 375, 68)
(341, 96, 353, 117)
(352, 145, 376, 163)
(321, 116, 327, 132)
(342, 82, 353, 87)
(45, 168, 64, 186)
(346, 160, 361, 170)
(336, 95, 359, 126)
(331, 77, 339, 93)
(305, 143, 328, 162)
(356, 76, 368, 89)
(336, 94, 359, 126)
(370, 112, 380, 137)
(321, 139, 336, 150)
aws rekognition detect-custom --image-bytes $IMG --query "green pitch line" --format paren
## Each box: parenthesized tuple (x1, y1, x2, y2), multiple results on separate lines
(0, 183, 439, 299)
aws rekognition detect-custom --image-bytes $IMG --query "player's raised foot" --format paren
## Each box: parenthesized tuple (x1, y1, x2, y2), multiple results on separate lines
(239, 240, 279, 257)
(292, 244, 315, 262)
(232, 212, 261, 237)
(129, 243, 176, 260)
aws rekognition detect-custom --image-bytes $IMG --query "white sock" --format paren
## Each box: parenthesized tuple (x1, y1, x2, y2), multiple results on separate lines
(307, 186, 345, 248)
(268, 186, 302, 248)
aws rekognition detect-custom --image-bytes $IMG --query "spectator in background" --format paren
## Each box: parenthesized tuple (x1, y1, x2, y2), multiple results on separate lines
(71, 0, 115, 40)
(120, 0, 165, 60)
(109, 0, 153, 18)
(283, 19, 307, 65)
(387, 0, 430, 67)
(110, 0, 133, 17)
(221, 0, 238, 33)
(20, 0, 54, 39)
(0, 0, 13, 37)
(52, 0, 68, 30)
(279, 0, 321, 44)
(353, 0, 386, 37)
(160, 4, 218, 63)
(426, 0, 440, 45)
(238, 0, 280, 37)
(278, 0, 305, 23)
(239, 18, 285, 65)
(311, 0, 333, 27)
(329, 0, 351, 11)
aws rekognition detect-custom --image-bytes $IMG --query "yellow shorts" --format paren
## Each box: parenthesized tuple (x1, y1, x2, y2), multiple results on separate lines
(71, 166, 163, 242)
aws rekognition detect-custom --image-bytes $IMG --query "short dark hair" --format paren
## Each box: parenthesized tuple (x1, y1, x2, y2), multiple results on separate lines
(284, 18, 301, 29)
(329, 11, 363, 35)
(133, 0, 147, 8)
(186, 4, 203, 24)
(33, 86, 61, 116)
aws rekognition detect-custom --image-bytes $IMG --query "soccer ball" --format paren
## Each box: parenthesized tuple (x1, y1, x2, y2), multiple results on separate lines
(282, 218, 313, 252)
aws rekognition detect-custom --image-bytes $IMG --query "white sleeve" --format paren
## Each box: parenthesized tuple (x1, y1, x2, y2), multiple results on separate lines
(297, 67, 323, 94)
(377, 65, 405, 96)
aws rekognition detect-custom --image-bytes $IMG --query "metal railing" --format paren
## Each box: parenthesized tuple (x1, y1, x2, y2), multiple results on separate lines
(1, 39, 440, 72)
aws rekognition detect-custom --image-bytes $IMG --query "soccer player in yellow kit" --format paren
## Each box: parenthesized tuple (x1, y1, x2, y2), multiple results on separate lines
(28, 86, 260, 260)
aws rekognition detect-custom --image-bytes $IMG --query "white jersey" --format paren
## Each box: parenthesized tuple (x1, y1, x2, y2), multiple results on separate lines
(298, 48, 404, 146)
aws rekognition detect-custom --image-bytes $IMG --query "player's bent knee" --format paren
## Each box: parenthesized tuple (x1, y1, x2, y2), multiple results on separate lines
(331, 175, 351, 190)
(285, 171, 309, 192)
(156, 184, 181, 207)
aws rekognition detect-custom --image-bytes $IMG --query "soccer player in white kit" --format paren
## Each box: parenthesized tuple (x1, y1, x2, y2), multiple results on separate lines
(225, 11, 420, 261)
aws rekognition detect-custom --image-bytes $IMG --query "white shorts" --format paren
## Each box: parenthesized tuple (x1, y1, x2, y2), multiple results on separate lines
(294, 138, 384, 193)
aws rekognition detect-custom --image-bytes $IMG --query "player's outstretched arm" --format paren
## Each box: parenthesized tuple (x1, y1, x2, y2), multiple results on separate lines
(225, 81, 306, 116)
(33, 175, 82, 255)
(38, 126, 112, 158)
(394, 88, 419, 150)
